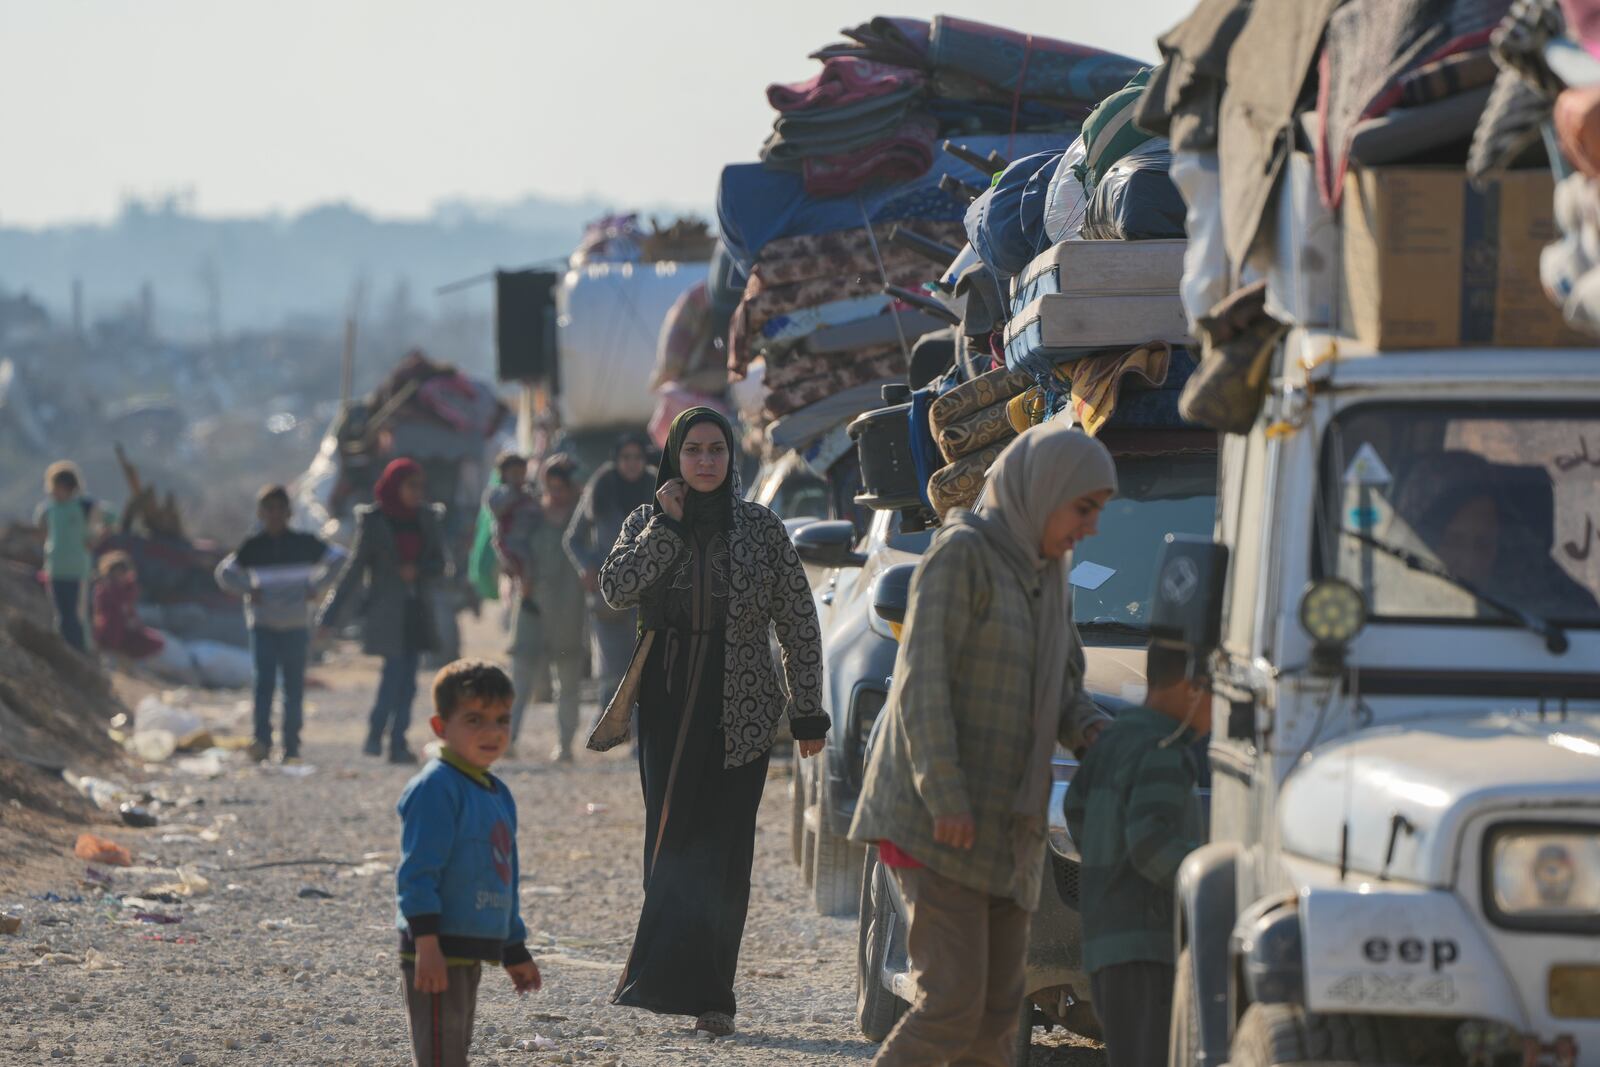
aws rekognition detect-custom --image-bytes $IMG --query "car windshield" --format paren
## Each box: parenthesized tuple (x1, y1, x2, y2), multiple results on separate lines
(1318, 405, 1600, 626)
(1072, 453, 1217, 633)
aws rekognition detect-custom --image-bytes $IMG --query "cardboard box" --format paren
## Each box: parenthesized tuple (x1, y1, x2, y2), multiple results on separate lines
(1340, 167, 1589, 348)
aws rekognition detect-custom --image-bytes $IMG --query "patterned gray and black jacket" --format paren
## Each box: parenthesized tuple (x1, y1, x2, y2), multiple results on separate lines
(592, 498, 826, 768)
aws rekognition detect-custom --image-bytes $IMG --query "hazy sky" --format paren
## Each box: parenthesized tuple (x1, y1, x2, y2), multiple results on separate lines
(2, 1, 1195, 227)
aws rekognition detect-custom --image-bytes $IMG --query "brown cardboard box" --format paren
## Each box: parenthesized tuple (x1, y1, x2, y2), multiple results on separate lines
(1339, 167, 1589, 348)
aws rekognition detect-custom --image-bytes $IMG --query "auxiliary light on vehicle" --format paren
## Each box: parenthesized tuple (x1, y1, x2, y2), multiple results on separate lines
(1299, 578, 1366, 674)
(1489, 828, 1600, 920)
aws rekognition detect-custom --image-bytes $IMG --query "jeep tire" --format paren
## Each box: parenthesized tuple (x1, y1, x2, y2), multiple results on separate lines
(1230, 1003, 1415, 1066)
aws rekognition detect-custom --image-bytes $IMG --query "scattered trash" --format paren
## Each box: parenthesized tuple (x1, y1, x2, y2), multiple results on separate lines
(133, 911, 182, 925)
(258, 917, 317, 932)
(521, 885, 568, 897)
(585, 803, 610, 816)
(337, 860, 390, 879)
(37, 952, 85, 966)
(0, 914, 20, 935)
(118, 803, 159, 828)
(527, 1036, 559, 1052)
(296, 887, 334, 900)
(134, 695, 205, 743)
(129, 892, 183, 906)
(128, 729, 179, 763)
(260, 762, 317, 778)
(73, 833, 134, 867)
(81, 866, 113, 886)
(82, 948, 122, 971)
(173, 751, 227, 779)
(145, 867, 210, 899)
(64, 773, 126, 812)
(31, 892, 84, 904)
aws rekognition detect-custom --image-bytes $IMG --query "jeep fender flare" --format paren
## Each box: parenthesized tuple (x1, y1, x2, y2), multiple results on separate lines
(1175, 841, 1240, 1065)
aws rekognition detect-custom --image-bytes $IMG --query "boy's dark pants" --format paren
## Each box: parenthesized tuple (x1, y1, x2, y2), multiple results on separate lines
(51, 579, 85, 652)
(1090, 961, 1175, 1067)
(401, 963, 481, 1067)
(249, 627, 308, 754)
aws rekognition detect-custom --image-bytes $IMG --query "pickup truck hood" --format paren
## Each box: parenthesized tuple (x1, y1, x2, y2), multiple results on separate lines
(1279, 714, 1600, 886)
(1082, 646, 1147, 707)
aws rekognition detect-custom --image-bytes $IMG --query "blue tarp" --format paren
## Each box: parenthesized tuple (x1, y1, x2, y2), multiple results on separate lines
(717, 133, 1066, 273)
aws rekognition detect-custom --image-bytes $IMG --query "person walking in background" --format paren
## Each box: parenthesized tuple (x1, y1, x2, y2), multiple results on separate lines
(590, 408, 825, 1037)
(849, 423, 1116, 1067)
(1063, 643, 1209, 1067)
(35, 460, 100, 652)
(216, 485, 346, 764)
(91, 551, 165, 662)
(563, 433, 656, 710)
(502, 456, 588, 762)
(322, 458, 447, 765)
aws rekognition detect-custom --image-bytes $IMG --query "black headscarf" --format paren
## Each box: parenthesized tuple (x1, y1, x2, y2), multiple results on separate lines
(590, 432, 656, 520)
(658, 408, 736, 540)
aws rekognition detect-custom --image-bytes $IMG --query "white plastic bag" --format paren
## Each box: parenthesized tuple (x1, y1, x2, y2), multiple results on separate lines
(1043, 137, 1091, 244)
(142, 634, 202, 686)
(188, 640, 255, 690)
(135, 695, 204, 739)
(1169, 149, 1228, 334)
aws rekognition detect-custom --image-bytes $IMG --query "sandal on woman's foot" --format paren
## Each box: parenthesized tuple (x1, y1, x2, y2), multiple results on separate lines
(695, 1012, 735, 1037)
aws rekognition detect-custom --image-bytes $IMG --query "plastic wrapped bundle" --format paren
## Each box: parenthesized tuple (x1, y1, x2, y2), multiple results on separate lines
(1080, 140, 1188, 241)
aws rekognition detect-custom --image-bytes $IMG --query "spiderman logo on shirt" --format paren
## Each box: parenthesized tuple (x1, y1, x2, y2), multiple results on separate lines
(490, 820, 513, 885)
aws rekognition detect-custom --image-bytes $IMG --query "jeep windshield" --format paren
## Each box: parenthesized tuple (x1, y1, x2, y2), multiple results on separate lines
(1317, 404, 1600, 627)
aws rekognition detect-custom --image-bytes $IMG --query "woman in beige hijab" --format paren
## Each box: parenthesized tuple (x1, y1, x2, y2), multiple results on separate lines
(851, 421, 1117, 1067)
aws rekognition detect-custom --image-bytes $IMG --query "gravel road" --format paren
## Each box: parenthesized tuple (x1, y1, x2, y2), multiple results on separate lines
(0, 619, 1104, 1067)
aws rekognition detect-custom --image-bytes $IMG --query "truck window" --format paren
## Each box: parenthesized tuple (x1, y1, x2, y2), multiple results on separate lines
(1317, 404, 1600, 626)
(1072, 453, 1217, 635)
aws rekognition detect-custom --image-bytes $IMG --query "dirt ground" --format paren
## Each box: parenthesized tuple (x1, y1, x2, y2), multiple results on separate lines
(0, 613, 1103, 1066)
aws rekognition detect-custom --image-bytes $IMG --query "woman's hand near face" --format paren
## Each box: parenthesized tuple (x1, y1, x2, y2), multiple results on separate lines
(656, 478, 687, 522)
(797, 738, 825, 758)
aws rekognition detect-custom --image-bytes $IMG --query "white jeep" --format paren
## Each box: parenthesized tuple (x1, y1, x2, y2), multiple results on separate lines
(1162, 335, 1600, 1066)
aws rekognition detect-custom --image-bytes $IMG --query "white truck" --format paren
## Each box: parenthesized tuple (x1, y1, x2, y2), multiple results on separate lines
(1159, 333, 1600, 1066)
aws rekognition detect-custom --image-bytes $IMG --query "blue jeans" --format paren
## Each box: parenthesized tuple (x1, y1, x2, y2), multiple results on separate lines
(250, 627, 309, 755)
(369, 652, 420, 750)
(51, 579, 85, 652)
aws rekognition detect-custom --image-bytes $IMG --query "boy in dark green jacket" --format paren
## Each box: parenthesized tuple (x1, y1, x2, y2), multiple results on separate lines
(1063, 643, 1209, 1067)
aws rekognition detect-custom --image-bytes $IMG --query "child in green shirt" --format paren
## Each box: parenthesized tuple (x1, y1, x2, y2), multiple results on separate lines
(34, 461, 99, 652)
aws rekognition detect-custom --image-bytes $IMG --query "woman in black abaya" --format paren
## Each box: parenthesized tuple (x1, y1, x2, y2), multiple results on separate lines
(590, 408, 826, 1035)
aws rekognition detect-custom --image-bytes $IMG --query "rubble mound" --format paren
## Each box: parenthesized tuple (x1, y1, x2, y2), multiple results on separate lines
(0, 562, 129, 890)
(0, 563, 125, 773)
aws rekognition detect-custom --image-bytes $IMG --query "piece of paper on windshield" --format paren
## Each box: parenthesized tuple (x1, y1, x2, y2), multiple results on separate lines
(1069, 560, 1115, 590)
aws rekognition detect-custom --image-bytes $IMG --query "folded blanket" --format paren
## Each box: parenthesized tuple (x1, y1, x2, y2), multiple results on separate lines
(936, 399, 1019, 463)
(804, 114, 939, 198)
(768, 57, 926, 113)
(928, 365, 1034, 435)
(927, 441, 1007, 514)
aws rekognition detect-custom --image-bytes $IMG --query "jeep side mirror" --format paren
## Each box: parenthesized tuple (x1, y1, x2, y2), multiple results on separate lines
(793, 520, 867, 569)
(1148, 535, 1229, 666)
(872, 563, 917, 625)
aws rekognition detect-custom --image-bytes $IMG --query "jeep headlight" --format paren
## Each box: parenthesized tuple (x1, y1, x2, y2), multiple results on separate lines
(1489, 828, 1600, 920)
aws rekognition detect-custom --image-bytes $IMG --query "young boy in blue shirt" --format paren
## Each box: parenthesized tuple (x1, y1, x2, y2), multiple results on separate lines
(396, 660, 542, 1066)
